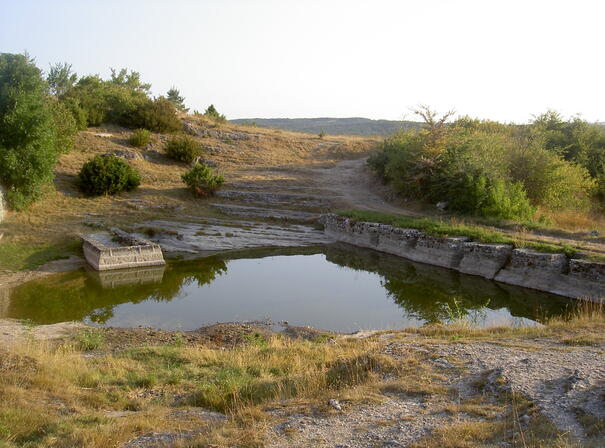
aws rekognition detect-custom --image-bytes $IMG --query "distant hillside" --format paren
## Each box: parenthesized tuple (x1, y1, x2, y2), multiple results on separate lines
(229, 117, 422, 137)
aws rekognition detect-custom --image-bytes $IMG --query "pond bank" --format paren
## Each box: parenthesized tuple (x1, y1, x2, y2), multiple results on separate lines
(321, 213, 605, 301)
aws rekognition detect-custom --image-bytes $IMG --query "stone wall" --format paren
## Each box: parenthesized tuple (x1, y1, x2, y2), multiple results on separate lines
(82, 234, 165, 271)
(321, 214, 604, 302)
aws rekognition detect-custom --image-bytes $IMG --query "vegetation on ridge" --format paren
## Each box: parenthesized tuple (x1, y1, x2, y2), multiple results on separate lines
(368, 107, 603, 221)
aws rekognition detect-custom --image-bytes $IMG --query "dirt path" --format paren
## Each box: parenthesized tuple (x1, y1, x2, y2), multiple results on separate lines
(310, 158, 423, 216)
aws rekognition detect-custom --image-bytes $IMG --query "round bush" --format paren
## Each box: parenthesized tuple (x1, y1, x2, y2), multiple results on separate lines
(182, 162, 224, 197)
(77, 155, 141, 196)
(129, 128, 152, 147)
(165, 135, 202, 163)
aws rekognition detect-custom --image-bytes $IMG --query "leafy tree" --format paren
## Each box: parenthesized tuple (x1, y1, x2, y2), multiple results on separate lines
(48, 97, 77, 153)
(166, 87, 188, 112)
(0, 53, 58, 209)
(109, 68, 150, 92)
(47, 62, 77, 97)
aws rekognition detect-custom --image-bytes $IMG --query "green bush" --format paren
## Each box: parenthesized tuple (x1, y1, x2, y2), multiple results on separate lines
(182, 162, 224, 197)
(77, 155, 140, 196)
(203, 104, 226, 123)
(368, 109, 599, 220)
(0, 53, 59, 210)
(129, 128, 152, 147)
(165, 134, 202, 163)
(48, 97, 77, 153)
(126, 97, 181, 132)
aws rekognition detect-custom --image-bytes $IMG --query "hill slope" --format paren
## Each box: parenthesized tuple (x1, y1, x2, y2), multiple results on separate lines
(229, 117, 421, 137)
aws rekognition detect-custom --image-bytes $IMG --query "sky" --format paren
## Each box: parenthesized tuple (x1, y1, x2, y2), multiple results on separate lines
(1, 0, 604, 123)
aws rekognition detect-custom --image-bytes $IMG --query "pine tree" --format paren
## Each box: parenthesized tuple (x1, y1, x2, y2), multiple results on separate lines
(166, 87, 188, 112)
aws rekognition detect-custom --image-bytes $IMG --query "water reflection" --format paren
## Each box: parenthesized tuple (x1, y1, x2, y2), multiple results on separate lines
(3, 245, 574, 331)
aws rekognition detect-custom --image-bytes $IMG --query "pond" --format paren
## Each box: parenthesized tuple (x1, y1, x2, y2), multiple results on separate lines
(1, 245, 575, 333)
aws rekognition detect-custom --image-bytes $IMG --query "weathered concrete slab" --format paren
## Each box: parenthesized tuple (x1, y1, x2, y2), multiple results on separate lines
(82, 230, 165, 271)
(494, 249, 568, 293)
(458, 242, 513, 279)
(321, 214, 605, 301)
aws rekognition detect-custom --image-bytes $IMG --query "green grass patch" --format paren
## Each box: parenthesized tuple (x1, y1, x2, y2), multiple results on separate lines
(336, 210, 579, 257)
(0, 238, 81, 271)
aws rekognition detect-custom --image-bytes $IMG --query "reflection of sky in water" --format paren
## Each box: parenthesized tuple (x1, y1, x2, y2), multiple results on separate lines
(84, 254, 532, 333)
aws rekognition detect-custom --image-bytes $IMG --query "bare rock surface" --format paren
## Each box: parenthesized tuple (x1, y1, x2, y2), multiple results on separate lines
(267, 397, 439, 448)
(428, 339, 605, 440)
(211, 203, 319, 221)
(215, 190, 332, 209)
(133, 218, 330, 254)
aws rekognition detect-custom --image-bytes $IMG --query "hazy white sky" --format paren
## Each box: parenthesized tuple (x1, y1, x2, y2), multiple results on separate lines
(1, 0, 603, 122)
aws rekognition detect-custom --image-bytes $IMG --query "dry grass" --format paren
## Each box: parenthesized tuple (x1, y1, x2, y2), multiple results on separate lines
(0, 119, 374, 271)
(0, 335, 386, 447)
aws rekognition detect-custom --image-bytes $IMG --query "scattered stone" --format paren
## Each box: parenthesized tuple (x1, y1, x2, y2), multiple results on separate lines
(328, 399, 343, 411)
(436, 201, 448, 211)
(125, 200, 185, 211)
(93, 132, 113, 138)
(103, 150, 143, 161)
(520, 414, 531, 425)
(432, 357, 457, 369)
(192, 156, 217, 167)
(589, 230, 600, 237)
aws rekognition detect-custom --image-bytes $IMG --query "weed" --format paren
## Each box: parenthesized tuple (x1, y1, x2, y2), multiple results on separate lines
(75, 328, 105, 351)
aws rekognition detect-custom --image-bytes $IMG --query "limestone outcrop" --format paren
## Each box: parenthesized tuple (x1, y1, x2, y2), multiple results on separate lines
(321, 214, 604, 301)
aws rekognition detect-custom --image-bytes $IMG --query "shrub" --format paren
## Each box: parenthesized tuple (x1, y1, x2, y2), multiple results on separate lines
(0, 53, 58, 210)
(127, 97, 181, 132)
(48, 97, 77, 153)
(165, 134, 202, 163)
(367, 108, 599, 221)
(77, 155, 140, 196)
(129, 128, 152, 147)
(203, 104, 226, 123)
(182, 162, 224, 197)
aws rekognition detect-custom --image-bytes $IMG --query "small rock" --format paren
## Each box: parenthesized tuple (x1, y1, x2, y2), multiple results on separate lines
(436, 201, 448, 211)
(93, 132, 113, 138)
(103, 150, 143, 161)
(192, 156, 217, 167)
(520, 414, 531, 424)
(589, 229, 600, 237)
(328, 399, 342, 411)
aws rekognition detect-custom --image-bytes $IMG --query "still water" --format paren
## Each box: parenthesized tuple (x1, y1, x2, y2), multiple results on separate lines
(2, 245, 574, 333)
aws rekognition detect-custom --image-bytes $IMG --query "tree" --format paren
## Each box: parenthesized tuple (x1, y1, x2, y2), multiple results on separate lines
(0, 53, 58, 209)
(166, 87, 188, 112)
(204, 104, 226, 123)
(109, 68, 151, 92)
(47, 62, 77, 97)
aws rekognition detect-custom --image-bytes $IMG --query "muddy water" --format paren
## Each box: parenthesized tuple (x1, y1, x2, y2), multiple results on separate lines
(2, 245, 574, 333)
